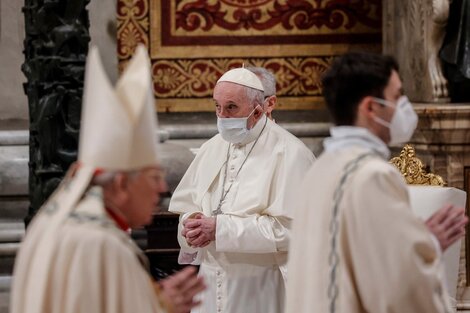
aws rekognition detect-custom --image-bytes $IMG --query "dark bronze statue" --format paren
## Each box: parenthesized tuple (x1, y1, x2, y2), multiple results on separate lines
(440, 0, 470, 102)
(22, 0, 90, 224)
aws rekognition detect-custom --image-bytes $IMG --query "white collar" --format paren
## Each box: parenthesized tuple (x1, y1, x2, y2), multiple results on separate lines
(323, 126, 390, 159)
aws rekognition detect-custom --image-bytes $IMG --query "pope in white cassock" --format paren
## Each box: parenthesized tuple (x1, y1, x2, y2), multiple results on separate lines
(169, 68, 315, 313)
(285, 52, 468, 313)
(10, 45, 205, 313)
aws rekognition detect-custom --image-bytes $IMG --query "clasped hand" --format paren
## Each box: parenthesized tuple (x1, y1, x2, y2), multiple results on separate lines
(182, 213, 216, 248)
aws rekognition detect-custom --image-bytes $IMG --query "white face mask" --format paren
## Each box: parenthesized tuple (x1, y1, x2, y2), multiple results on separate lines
(217, 106, 259, 143)
(372, 95, 418, 145)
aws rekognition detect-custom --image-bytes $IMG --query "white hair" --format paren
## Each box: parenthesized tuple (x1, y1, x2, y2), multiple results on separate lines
(246, 67, 276, 97)
(91, 170, 139, 186)
(244, 86, 264, 109)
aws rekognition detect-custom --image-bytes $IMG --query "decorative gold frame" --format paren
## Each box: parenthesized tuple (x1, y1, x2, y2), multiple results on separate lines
(390, 144, 446, 186)
(117, 0, 382, 112)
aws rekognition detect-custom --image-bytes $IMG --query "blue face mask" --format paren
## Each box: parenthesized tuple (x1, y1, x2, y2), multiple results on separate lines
(217, 107, 259, 143)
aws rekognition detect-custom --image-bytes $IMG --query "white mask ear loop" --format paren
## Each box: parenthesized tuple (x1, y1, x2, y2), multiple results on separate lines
(371, 97, 393, 127)
(263, 96, 272, 111)
(253, 104, 263, 114)
(250, 104, 264, 121)
(372, 115, 391, 128)
(372, 97, 393, 108)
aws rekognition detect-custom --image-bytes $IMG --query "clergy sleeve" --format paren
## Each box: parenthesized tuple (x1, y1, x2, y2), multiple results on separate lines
(345, 165, 450, 313)
(176, 212, 199, 250)
(176, 213, 202, 265)
(215, 214, 290, 253)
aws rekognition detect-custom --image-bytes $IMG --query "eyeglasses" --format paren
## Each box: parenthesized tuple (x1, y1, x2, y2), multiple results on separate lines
(154, 168, 167, 183)
(141, 167, 167, 184)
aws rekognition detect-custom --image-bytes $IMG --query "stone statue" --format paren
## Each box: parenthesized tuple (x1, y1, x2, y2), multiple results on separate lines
(383, 0, 451, 103)
(429, 0, 450, 100)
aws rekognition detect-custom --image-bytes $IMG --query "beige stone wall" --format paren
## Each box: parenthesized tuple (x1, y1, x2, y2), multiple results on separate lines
(0, 0, 117, 123)
(0, 0, 27, 122)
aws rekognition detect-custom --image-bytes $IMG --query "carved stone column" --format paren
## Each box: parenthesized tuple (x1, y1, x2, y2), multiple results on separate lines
(22, 0, 90, 223)
(383, 0, 450, 103)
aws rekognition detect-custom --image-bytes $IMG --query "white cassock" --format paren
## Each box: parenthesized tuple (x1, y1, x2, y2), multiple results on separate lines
(10, 186, 167, 313)
(285, 126, 452, 313)
(169, 115, 315, 313)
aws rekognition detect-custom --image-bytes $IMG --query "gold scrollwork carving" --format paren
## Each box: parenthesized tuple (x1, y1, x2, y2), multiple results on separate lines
(390, 144, 446, 186)
(117, 0, 149, 61)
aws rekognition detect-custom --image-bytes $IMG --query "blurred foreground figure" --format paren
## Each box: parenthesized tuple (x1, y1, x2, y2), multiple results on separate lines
(10, 45, 204, 313)
(285, 52, 467, 313)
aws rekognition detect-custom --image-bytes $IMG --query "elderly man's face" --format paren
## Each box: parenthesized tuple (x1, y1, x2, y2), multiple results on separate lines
(122, 166, 167, 228)
(213, 81, 263, 129)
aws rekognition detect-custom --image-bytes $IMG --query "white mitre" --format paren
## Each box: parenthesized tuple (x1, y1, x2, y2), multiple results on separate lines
(79, 45, 158, 170)
(33, 44, 158, 227)
(217, 67, 264, 91)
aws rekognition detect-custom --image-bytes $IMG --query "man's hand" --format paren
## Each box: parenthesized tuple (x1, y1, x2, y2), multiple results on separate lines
(158, 266, 205, 313)
(182, 215, 216, 248)
(425, 205, 468, 251)
(181, 213, 204, 238)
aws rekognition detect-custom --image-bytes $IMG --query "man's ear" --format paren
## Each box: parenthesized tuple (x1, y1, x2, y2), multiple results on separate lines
(358, 96, 377, 120)
(113, 173, 129, 193)
(103, 173, 129, 209)
(354, 96, 378, 127)
(266, 96, 276, 114)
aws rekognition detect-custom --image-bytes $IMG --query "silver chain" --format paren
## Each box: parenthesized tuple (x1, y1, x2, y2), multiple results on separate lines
(212, 117, 268, 216)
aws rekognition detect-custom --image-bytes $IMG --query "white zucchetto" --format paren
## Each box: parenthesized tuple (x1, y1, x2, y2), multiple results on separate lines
(217, 68, 264, 91)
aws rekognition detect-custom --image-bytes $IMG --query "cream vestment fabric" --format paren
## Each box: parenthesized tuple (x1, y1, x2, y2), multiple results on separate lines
(285, 126, 451, 313)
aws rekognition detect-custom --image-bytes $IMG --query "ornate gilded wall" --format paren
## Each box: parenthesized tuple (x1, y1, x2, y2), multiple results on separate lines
(117, 0, 382, 112)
